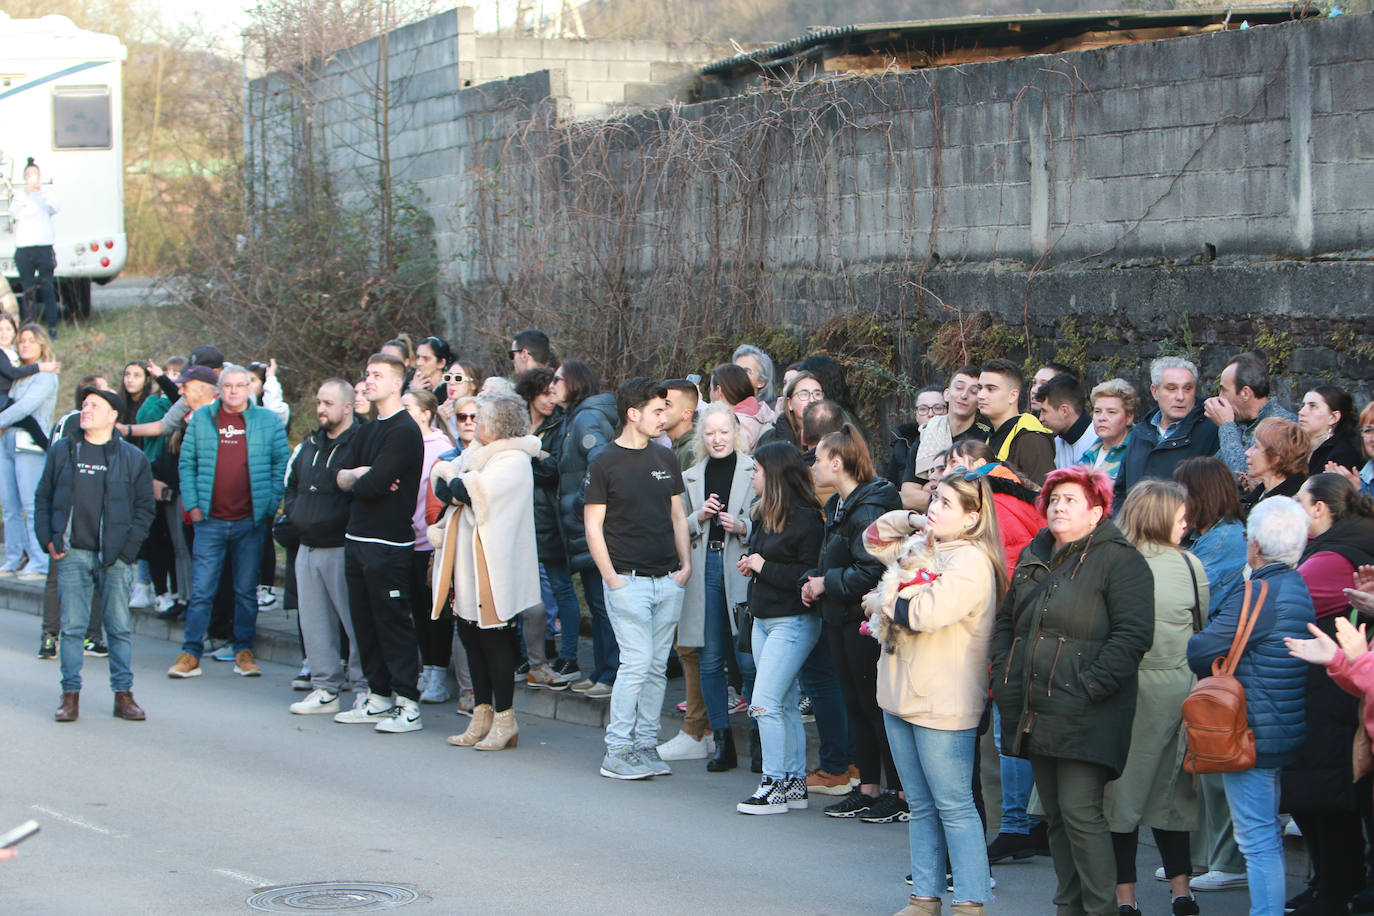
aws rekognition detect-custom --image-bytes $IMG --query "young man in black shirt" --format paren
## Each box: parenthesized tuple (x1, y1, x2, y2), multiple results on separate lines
(36, 387, 155, 722)
(585, 378, 691, 780)
(335, 353, 425, 733)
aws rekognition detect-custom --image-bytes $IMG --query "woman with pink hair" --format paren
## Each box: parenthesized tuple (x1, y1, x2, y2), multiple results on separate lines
(990, 465, 1155, 916)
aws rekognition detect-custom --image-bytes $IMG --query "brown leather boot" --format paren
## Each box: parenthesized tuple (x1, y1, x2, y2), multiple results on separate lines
(113, 691, 146, 721)
(55, 692, 79, 722)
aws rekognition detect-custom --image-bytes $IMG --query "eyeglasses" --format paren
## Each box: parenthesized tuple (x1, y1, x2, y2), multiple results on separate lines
(791, 389, 822, 402)
(455, 412, 478, 422)
(915, 403, 949, 418)
(442, 373, 464, 384)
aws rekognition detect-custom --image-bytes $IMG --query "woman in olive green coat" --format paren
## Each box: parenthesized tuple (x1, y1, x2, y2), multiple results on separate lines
(1104, 480, 1206, 916)
(990, 466, 1154, 916)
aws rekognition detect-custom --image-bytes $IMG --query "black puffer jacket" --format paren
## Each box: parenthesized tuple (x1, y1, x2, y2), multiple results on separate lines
(35, 430, 156, 567)
(991, 520, 1155, 778)
(532, 409, 566, 562)
(806, 477, 902, 625)
(556, 393, 618, 571)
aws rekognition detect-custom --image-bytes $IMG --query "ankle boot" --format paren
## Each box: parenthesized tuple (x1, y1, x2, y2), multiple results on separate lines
(749, 723, 763, 773)
(475, 708, 518, 750)
(895, 896, 942, 916)
(447, 703, 494, 746)
(949, 904, 983, 916)
(706, 728, 737, 772)
(55, 692, 79, 722)
(113, 691, 146, 720)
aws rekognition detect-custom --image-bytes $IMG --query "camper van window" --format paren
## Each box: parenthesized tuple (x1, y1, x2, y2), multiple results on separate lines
(52, 87, 111, 149)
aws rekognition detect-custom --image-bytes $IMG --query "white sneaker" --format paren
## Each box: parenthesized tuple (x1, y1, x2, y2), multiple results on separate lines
(375, 695, 423, 733)
(290, 689, 340, 715)
(419, 666, 452, 704)
(657, 729, 716, 760)
(129, 582, 156, 607)
(333, 692, 392, 724)
(1190, 870, 1248, 892)
(256, 585, 277, 609)
(154, 593, 175, 613)
(1283, 816, 1302, 837)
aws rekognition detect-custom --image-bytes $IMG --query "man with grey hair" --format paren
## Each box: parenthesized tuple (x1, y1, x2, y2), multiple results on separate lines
(1203, 352, 1296, 474)
(732, 344, 776, 407)
(1187, 495, 1314, 916)
(1113, 356, 1219, 508)
(168, 364, 290, 679)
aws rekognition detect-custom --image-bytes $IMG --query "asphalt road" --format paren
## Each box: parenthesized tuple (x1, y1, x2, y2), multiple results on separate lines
(0, 606, 1290, 915)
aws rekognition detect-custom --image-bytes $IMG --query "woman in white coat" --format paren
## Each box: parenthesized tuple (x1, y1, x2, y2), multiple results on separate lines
(680, 402, 757, 771)
(432, 392, 543, 751)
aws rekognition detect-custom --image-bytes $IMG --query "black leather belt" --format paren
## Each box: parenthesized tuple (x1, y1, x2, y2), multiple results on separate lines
(707, 539, 725, 551)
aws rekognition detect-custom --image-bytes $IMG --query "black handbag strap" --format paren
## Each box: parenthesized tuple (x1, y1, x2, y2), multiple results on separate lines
(1183, 551, 1203, 633)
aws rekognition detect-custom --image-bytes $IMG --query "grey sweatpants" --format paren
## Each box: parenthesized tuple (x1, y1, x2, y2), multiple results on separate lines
(296, 545, 364, 694)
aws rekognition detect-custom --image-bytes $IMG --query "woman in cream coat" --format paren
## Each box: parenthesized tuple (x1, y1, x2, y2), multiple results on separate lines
(862, 473, 1005, 916)
(432, 392, 544, 751)
(679, 402, 756, 771)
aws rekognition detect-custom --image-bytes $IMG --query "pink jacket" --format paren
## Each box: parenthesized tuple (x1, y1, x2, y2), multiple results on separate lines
(412, 429, 451, 550)
(1328, 650, 1374, 782)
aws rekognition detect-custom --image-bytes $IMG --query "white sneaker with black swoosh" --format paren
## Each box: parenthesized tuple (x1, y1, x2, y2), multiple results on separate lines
(333, 692, 392, 724)
(375, 695, 423, 733)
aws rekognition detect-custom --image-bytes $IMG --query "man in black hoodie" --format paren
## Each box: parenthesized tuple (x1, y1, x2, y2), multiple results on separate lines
(285, 378, 364, 717)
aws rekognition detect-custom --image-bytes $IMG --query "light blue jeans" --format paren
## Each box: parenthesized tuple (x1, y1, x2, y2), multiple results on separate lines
(602, 572, 683, 751)
(1222, 767, 1286, 916)
(750, 613, 821, 779)
(993, 703, 1039, 834)
(0, 433, 49, 573)
(885, 713, 991, 904)
(58, 550, 133, 693)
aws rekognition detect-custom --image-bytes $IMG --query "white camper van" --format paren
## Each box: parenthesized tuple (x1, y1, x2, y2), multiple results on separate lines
(0, 14, 126, 317)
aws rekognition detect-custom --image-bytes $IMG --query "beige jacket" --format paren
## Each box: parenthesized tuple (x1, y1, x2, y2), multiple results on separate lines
(866, 531, 999, 731)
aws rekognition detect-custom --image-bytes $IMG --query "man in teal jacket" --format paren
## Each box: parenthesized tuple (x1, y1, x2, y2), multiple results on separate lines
(168, 364, 289, 679)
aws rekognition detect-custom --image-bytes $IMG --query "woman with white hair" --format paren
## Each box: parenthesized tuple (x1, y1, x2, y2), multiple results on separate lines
(732, 344, 777, 407)
(1186, 496, 1316, 916)
(432, 392, 543, 752)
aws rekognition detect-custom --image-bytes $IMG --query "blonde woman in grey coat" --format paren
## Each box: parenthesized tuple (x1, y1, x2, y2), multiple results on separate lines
(1105, 479, 1207, 916)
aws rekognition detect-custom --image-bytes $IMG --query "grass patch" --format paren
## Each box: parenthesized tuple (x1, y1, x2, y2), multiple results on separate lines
(55, 306, 199, 417)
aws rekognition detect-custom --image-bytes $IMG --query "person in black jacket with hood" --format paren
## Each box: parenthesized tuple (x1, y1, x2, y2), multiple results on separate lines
(283, 379, 365, 716)
(802, 424, 905, 822)
(1112, 357, 1219, 511)
(37, 387, 155, 723)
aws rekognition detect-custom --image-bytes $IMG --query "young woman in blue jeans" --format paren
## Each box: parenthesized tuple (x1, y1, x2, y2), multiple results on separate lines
(734, 442, 824, 813)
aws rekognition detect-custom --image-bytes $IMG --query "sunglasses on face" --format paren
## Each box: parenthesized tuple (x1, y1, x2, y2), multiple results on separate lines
(455, 412, 478, 422)
(443, 373, 464, 384)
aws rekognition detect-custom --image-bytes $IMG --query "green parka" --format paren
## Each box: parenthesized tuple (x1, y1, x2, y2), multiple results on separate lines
(990, 519, 1154, 779)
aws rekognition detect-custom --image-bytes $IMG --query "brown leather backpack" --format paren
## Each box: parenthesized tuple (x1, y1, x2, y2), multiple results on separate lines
(1181, 579, 1269, 775)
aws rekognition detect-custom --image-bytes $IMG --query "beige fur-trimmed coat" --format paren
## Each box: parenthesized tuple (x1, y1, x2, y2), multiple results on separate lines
(862, 512, 999, 731)
(429, 436, 544, 626)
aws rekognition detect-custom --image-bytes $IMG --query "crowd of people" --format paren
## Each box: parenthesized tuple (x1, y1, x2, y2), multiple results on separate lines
(15, 323, 1374, 916)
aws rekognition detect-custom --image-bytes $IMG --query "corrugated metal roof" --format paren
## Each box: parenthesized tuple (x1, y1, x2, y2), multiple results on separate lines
(700, 7, 1306, 75)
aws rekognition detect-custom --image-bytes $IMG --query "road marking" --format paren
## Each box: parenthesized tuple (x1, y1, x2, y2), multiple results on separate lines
(30, 804, 125, 837)
(213, 868, 273, 887)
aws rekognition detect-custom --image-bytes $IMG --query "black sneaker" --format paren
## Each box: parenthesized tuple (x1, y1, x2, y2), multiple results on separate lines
(37, 634, 57, 659)
(986, 831, 1037, 863)
(1029, 820, 1051, 856)
(156, 601, 187, 621)
(513, 660, 530, 681)
(84, 638, 109, 657)
(859, 791, 909, 824)
(1285, 886, 1317, 912)
(783, 776, 809, 810)
(1172, 896, 1200, 916)
(1118, 906, 1141, 916)
(736, 777, 788, 815)
(798, 695, 815, 722)
(552, 658, 581, 684)
(823, 788, 876, 819)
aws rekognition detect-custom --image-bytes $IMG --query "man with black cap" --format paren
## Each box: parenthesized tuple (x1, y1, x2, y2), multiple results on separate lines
(35, 386, 156, 722)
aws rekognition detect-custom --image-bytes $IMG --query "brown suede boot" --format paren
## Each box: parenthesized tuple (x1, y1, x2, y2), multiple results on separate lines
(950, 904, 984, 916)
(895, 897, 942, 916)
(447, 703, 493, 746)
(113, 691, 146, 720)
(55, 692, 79, 722)
(475, 708, 518, 750)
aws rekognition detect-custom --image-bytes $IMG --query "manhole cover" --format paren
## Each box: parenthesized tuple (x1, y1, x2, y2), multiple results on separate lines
(247, 882, 418, 911)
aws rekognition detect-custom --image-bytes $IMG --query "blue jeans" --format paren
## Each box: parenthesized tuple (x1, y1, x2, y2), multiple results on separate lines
(580, 569, 619, 685)
(1223, 767, 1286, 916)
(799, 628, 852, 774)
(750, 614, 821, 779)
(885, 714, 991, 903)
(0, 433, 49, 573)
(57, 550, 133, 693)
(181, 516, 266, 657)
(540, 561, 582, 662)
(602, 572, 683, 751)
(993, 703, 1039, 834)
(700, 549, 757, 729)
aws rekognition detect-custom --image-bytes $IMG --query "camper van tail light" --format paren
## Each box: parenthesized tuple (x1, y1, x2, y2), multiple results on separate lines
(100, 257, 110, 268)
(104, 240, 114, 249)
(89, 241, 99, 252)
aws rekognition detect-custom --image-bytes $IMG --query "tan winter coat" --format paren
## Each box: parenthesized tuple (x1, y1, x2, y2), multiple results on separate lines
(430, 436, 543, 627)
(865, 523, 999, 731)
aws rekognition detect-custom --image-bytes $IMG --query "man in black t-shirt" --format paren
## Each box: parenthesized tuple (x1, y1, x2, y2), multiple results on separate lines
(585, 378, 691, 780)
(335, 353, 426, 734)
(35, 388, 155, 722)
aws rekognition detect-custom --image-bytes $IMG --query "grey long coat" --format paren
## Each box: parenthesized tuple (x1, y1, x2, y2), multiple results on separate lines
(678, 453, 755, 647)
